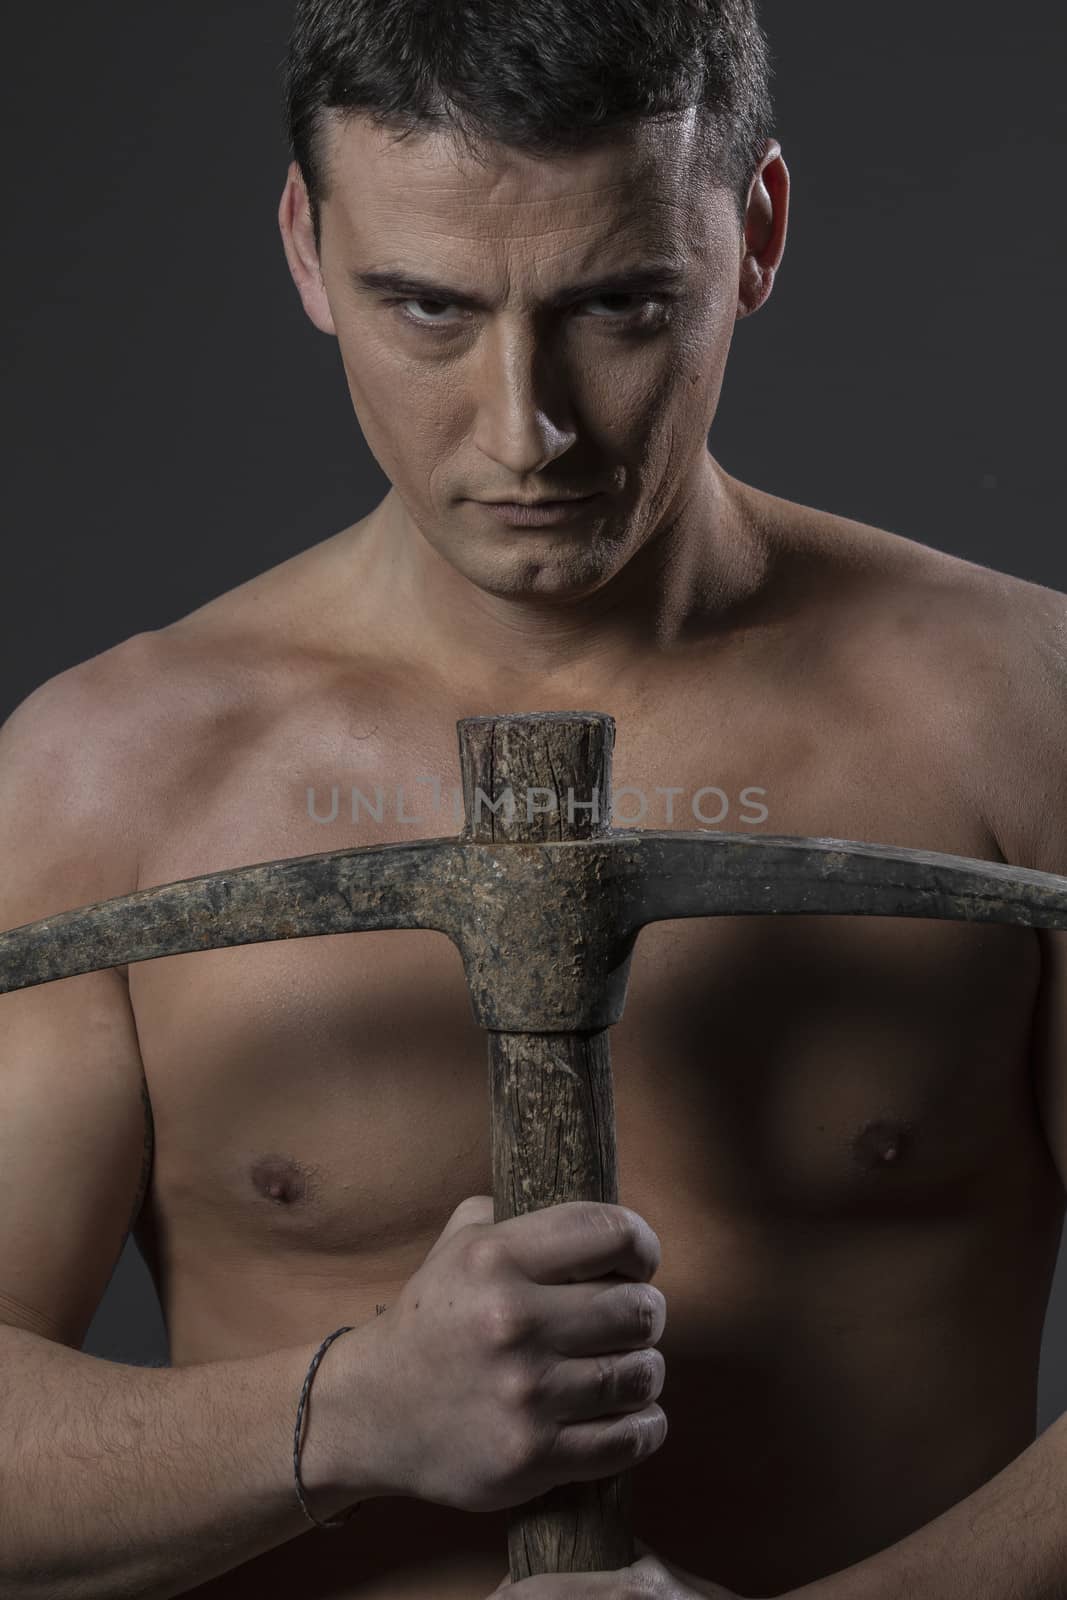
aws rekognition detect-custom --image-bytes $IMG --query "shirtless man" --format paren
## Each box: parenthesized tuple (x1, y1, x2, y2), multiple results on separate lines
(3, 3, 1067, 1598)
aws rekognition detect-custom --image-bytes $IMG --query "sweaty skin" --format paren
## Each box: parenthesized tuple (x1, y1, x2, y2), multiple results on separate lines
(98, 116, 1067, 1596)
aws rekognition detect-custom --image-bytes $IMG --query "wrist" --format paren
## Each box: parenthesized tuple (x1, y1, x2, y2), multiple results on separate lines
(288, 1320, 391, 1516)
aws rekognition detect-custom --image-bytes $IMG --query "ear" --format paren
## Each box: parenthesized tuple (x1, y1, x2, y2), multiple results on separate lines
(277, 161, 337, 337)
(736, 139, 790, 321)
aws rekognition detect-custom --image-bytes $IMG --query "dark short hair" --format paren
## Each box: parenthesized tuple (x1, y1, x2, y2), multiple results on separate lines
(283, 0, 777, 257)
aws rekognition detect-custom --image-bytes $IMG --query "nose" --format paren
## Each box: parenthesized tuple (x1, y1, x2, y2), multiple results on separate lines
(471, 319, 578, 477)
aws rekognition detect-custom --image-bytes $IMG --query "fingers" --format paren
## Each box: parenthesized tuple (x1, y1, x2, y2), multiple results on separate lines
(541, 1346, 666, 1426)
(496, 1201, 661, 1288)
(546, 1278, 667, 1358)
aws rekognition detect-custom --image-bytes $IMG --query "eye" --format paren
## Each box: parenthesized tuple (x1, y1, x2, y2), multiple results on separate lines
(582, 294, 654, 320)
(387, 293, 669, 333)
(393, 298, 463, 329)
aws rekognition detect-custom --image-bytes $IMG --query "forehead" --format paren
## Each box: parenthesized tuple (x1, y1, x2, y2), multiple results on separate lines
(322, 110, 725, 268)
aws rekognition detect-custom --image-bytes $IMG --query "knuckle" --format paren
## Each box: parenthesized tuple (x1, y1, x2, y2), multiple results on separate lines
(647, 1285, 667, 1337)
(592, 1352, 614, 1402)
(631, 1349, 661, 1398)
(585, 1201, 632, 1244)
(623, 1282, 662, 1342)
(602, 1351, 645, 1404)
(646, 1349, 666, 1395)
(616, 1206, 662, 1277)
(497, 1356, 538, 1414)
(623, 1409, 655, 1460)
(579, 1203, 630, 1248)
(635, 1292, 656, 1344)
(464, 1230, 503, 1277)
(479, 1289, 529, 1351)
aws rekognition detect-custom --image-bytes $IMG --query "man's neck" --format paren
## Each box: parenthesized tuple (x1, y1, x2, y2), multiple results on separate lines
(344, 457, 771, 698)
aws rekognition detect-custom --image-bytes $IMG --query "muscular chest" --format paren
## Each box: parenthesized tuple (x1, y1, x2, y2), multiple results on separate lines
(129, 679, 1045, 1282)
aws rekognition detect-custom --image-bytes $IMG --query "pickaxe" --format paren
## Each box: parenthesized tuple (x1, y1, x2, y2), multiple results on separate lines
(4, 709, 1067, 1584)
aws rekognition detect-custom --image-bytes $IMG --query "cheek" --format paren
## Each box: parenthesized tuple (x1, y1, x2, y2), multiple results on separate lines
(336, 356, 421, 486)
(337, 350, 470, 499)
(337, 335, 438, 436)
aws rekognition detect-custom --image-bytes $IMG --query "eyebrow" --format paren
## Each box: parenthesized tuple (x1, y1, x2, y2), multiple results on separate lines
(351, 263, 689, 311)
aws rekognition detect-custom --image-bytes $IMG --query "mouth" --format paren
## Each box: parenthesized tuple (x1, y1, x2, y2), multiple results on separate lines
(483, 493, 599, 506)
(473, 494, 604, 526)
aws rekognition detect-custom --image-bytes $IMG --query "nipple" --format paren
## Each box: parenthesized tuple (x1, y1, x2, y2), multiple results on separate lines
(250, 1154, 313, 1206)
(851, 1118, 914, 1171)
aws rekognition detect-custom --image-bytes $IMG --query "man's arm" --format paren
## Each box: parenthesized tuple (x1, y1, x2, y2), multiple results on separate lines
(1, 1320, 382, 1599)
(783, 1408, 1067, 1598)
(783, 604, 1067, 1599)
(0, 662, 385, 1597)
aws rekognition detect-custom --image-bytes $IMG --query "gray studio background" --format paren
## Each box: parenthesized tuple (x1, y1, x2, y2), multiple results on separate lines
(2, 5, 1065, 1420)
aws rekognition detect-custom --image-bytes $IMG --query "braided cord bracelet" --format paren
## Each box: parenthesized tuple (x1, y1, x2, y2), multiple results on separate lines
(293, 1325, 364, 1529)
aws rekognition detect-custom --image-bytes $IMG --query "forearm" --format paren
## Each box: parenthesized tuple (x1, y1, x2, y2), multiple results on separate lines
(788, 1410, 1067, 1600)
(0, 1320, 381, 1600)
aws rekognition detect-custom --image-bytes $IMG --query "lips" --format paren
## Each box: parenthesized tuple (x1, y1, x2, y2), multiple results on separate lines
(485, 496, 596, 507)
(475, 495, 604, 527)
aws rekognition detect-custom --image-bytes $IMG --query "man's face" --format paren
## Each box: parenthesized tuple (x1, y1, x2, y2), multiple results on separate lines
(286, 112, 757, 603)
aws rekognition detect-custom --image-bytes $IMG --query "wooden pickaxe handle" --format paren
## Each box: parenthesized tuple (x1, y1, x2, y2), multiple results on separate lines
(458, 712, 635, 1579)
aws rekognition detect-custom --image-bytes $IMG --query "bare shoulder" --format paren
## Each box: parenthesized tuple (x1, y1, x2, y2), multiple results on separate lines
(754, 483, 1043, 634)
(0, 515, 380, 897)
(947, 557, 1067, 875)
(1, 619, 268, 888)
(0, 634, 172, 927)
(0, 635, 160, 848)
(759, 484, 1067, 867)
